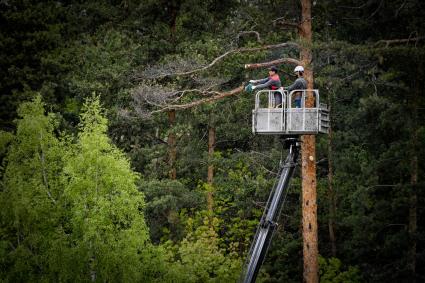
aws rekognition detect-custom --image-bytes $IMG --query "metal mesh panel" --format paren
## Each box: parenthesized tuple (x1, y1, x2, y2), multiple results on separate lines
(254, 109, 284, 133)
(252, 89, 328, 135)
(286, 109, 319, 133)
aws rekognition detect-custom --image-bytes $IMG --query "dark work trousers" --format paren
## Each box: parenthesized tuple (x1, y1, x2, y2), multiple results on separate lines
(274, 92, 283, 107)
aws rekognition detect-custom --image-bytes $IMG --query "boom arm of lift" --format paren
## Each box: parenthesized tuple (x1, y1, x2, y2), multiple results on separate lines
(240, 138, 300, 283)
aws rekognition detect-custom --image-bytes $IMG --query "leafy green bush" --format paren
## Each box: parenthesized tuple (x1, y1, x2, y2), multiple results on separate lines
(319, 256, 362, 283)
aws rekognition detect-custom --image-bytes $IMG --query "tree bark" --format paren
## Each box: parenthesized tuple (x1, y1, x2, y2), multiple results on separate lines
(207, 125, 215, 213)
(299, 0, 319, 282)
(244, 57, 301, 69)
(168, 110, 177, 180)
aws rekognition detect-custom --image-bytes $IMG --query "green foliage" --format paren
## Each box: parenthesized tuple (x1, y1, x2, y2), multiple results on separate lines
(0, 131, 14, 174)
(163, 217, 242, 283)
(0, 96, 167, 282)
(62, 30, 142, 105)
(139, 179, 204, 243)
(319, 256, 361, 283)
(0, 96, 66, 281)
(58, 96, 163, 282)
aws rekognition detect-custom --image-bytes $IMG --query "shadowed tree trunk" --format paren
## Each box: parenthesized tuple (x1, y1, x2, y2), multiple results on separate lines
(299, 0, 319, 282)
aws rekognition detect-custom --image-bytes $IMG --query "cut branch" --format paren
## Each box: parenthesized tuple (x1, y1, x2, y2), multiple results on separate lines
(142, 56, 302, 113)
(245, 57, 301, 69)
(138, 42, 299, 79)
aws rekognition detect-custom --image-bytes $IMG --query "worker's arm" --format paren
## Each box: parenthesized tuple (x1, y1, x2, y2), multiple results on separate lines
(283, 78, 304, 92)
(250, 77, 269, 84)
(253, 79, 274, 90)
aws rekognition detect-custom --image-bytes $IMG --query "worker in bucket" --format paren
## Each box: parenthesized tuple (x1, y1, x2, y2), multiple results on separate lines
(283, 65, 307, 108)
(246, 66, 283, 107)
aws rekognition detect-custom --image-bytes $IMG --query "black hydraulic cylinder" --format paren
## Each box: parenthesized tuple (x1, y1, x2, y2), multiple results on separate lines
(240, 139, 300, 283)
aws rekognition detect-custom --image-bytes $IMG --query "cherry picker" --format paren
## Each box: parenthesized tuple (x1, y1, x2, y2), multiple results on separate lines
(240, 89, 329, 283)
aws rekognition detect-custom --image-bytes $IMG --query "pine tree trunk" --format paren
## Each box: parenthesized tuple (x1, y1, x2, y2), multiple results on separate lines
(168, 110, 177, 180)
(299, 0, 319, 282)
(207, 126, 215, 213)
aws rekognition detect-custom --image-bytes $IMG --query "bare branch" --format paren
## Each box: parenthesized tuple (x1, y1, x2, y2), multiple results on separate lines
(137, 57, 204, 80)
(395, 0, 407, 17)
(340, 0, 385, 20)
(117, 108, 140, 120)
(367, 0, 384, 20)
(374, 36, 425, 47)
(137, 56, 302, 114)
(273, 17, 300, 31)
(244, 57, 301, 69)
(191, 76, 230, 91)
(151, 85, 245, 113)
(136, 42, 299, 80)
(132, 84, 177, 106)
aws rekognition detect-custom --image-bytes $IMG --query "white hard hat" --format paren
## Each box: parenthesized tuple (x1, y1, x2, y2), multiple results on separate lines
(294, 65, 304, 72)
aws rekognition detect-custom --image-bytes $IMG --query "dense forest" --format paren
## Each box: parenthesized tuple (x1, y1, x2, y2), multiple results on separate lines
(1, 0, 424, 282)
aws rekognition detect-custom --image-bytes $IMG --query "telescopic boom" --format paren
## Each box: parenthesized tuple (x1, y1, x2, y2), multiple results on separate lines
(240, 138, 300, 283)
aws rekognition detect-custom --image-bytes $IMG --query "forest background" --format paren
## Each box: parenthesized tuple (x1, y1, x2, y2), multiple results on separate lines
(0, 0, 424, 282)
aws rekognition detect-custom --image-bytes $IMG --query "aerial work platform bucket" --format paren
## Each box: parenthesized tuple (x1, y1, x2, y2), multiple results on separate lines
(252, 89, 329, 135)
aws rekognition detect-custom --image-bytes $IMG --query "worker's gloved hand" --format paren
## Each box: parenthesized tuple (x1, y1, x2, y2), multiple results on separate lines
(249, 80, 256, 83)
(251, 85, 256, 90)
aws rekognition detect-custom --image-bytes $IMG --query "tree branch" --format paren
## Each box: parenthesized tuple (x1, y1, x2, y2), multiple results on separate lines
(395, 0, 407, 17)
(150, 85, 244, 113)
(38, 132, 56, 205)
(137, 42, 299, 79)
(367, 0, 384, 20)
(143, 56, 301, 113)
(374, 36, 425, 47)
(244, 57, 301, 69)
(273, 17, 300, 31)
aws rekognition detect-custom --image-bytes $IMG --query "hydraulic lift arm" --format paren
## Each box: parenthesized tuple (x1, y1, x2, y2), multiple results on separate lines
(240, 138, 300, 283)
